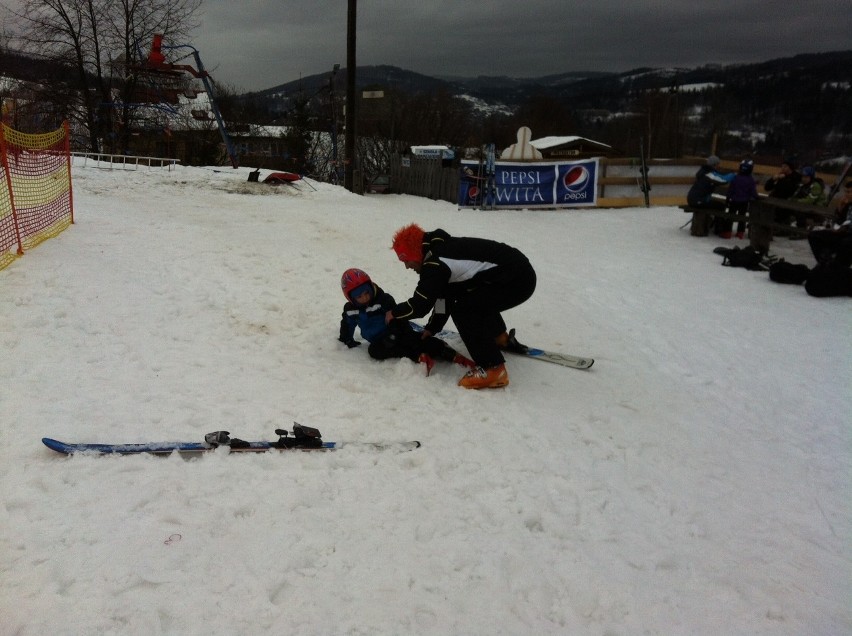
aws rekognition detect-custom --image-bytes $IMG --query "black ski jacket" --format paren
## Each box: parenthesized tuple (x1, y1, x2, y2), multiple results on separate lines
(764, 171, 801, 199)
(390, 229, 531, 332)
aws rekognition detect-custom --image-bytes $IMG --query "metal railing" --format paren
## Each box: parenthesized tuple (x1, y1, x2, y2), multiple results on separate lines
(71, 152, 181, 170)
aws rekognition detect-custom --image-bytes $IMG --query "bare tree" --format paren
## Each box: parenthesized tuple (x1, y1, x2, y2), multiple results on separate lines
(10, 0, 201, 152)
(351, 88, 472, 182)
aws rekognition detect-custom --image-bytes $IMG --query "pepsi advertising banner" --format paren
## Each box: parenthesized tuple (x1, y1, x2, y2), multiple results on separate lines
(458, 159, 599, 209)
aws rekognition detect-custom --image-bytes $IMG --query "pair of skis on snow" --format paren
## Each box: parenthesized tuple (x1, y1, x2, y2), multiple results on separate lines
(412, 324, 594, 371)
(499, 328, 594, 370)
(43, 330, 593, 457)
(43, 423, 420, 457)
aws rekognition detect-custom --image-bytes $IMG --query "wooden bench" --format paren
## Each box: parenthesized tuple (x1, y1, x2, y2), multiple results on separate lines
(681, 196, 835, 253)
(679, 204, 749, 238)
(749, 197, 835, 251)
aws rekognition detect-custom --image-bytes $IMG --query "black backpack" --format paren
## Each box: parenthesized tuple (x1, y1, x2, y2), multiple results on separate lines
(713, 246, 764, 270)
(805, 264, 852, 297)
(769, 260, 811, 285)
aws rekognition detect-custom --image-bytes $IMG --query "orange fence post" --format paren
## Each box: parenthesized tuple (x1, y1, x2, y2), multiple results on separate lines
(0, 123, 25, 265)
(64, 121, 74, 224)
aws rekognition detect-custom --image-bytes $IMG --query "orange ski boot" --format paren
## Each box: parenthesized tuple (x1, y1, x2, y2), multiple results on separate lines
(458, 364, 509, 389)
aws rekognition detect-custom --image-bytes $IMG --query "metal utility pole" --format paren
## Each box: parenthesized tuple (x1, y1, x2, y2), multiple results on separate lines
(344, 0, 357, 192)
(329, 64, 340, 183)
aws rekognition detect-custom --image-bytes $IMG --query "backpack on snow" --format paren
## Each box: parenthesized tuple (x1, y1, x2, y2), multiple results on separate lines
(713, 245, 763, 270)
(769, 260, 811, 285)
(805, 264, 852, 297)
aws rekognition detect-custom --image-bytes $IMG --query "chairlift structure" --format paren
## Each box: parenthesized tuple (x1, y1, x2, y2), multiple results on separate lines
(135, 34, 238, 168)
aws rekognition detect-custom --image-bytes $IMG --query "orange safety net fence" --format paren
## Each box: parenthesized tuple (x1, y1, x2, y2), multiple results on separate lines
(0, 121, 74, 270)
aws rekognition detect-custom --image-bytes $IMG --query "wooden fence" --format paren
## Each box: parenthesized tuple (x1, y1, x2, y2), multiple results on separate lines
(389, 155, 458, 202)
(388, 155, 844, 209)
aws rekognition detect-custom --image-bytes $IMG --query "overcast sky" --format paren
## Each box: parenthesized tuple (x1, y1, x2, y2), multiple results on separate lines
(3, 0, 850, 92)
(191, 0, 850, 91)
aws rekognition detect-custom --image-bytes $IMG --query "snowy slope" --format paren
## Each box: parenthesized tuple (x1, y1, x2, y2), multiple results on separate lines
(0, 163, 849, 635)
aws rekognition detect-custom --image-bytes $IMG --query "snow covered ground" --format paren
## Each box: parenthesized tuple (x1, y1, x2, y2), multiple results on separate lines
(1, 162, 849, 635)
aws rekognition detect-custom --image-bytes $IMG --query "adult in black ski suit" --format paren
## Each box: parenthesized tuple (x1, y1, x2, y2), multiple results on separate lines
(764, 159, 802, 199)
(686, 155, 731, 208)
(387, 224, 536, 374)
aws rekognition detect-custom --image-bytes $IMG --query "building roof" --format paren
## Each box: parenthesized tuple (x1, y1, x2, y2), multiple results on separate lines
(530, 136, 612, 150)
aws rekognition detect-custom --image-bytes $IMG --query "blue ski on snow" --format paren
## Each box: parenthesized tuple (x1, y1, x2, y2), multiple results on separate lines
(43, 424, 420, 456)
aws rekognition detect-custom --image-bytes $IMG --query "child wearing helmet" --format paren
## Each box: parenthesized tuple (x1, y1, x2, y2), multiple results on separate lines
(338, 268, 473, 374)
(387, 224, 537, 390)
(789, 166, 828, 233)
(792, 166, 828, 207)
(721, 159, 759, 239)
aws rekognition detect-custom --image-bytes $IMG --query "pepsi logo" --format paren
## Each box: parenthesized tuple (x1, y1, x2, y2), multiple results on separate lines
(563, 166, 589, 191)
(468, 186, 480, 200)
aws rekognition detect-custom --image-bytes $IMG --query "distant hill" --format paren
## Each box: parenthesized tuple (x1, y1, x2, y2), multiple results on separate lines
(247, 51, 852, 109)
(3, 45, 850, 160)
(237, 51, 852, 159)
(248, 65, 616, 113)
(246, 51, 850, 121)
(0, 49, 74, 84)
(253, 65, 458, 100)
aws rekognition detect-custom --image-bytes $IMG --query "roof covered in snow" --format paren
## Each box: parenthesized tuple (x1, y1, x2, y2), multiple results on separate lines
(531, 136, 612, 150)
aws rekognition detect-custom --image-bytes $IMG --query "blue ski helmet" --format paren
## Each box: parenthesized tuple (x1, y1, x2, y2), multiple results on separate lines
(739, 159, 754, 175)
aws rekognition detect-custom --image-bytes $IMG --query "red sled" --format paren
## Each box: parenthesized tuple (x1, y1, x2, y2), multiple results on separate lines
(263, 172, 301, 185)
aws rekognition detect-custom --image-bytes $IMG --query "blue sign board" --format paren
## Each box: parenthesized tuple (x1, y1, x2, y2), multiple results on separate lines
(458, 159, 599, 209)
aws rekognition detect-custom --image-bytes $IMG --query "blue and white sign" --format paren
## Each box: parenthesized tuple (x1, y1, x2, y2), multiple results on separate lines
(458, 159, 599, 209)
(411, 145, 455, 160)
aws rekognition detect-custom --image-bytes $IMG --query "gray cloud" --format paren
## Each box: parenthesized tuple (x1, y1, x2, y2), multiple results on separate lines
(4, 0, 849, 91)
(193, 0, 848, 90)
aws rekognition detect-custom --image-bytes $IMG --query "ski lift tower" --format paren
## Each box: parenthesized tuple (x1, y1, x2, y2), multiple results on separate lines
(141, 34, 239, 168)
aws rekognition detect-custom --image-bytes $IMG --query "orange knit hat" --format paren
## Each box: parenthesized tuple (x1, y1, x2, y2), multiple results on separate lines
(391, 223, 425, 262)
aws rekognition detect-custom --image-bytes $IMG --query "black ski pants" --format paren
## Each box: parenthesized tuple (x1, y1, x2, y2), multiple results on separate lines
(368, 320, 457, 362)
(451, 261, 537, 369)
